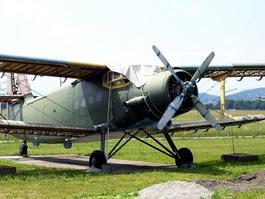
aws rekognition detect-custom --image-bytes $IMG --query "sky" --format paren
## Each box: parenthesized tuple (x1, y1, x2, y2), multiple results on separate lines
(0, 0, 265, 96)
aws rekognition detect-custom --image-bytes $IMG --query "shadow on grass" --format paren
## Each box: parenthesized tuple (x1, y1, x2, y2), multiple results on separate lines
(201, 154, 265, 168)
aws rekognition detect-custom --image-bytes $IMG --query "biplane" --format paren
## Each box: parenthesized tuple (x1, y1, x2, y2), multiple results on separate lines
(0, 45, 264, 169)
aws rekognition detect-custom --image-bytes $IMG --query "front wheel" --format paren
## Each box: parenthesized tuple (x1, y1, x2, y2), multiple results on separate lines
(175, 147, 193, 167)
(88, 150, 107, 169)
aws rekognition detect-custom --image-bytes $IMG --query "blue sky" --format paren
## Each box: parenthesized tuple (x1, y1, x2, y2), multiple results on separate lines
(0, 0, 265, 95)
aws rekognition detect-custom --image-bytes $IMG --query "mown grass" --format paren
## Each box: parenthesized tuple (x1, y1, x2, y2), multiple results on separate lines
(212, 188, 265, 199)
(173, 110, 265, 138)
(1, 110, 265, 198)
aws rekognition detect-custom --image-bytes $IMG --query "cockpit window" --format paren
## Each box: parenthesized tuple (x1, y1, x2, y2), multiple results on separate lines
(103, 71, 130, 89)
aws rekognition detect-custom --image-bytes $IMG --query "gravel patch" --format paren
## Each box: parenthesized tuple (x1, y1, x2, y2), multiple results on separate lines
(137, 170, 265, 198)
(195, 170, 265, 192)
(136, 181, 212, 199)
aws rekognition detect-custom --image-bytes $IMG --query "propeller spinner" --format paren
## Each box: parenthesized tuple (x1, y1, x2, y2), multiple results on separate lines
(152, 45, 222, 131)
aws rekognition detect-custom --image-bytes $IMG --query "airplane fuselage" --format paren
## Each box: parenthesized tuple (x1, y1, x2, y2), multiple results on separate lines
(8, 69, 196, 144)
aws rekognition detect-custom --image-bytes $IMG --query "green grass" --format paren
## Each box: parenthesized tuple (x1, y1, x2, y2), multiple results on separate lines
(212, 188, 265, 199)
(1, 110, 265, 198)
(1, 138, 265, 198)
(173, 110, 265, 138)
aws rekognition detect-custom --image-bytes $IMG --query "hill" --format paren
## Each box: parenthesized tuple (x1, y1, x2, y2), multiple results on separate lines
(199, 87, 265, 105)
(227, 87, 265, 101)
(198, 93, 219, 105)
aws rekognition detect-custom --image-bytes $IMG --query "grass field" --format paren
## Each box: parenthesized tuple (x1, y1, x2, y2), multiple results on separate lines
(1, 110, 265, 198)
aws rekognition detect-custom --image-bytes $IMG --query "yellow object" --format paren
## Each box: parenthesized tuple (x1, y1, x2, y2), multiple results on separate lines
(102, 71, 130, 89)
(220, 78, 226, 115)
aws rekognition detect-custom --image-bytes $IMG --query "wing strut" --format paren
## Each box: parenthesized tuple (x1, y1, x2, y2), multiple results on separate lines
(106, 128, 194, 167)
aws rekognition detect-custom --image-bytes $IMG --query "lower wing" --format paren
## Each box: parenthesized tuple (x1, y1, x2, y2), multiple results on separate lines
(0, 114, 264, 139)
(167, 114, 265, 133)
(0, 120, 99, 138)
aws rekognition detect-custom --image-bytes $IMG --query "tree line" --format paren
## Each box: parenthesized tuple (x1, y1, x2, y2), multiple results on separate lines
(206, 100, 265, 110)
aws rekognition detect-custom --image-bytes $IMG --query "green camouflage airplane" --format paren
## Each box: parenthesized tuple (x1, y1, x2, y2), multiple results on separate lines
(0, 45, 265, 169)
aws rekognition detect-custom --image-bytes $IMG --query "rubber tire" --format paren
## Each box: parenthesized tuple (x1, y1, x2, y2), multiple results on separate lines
(88, 150, 107, 169)
(19, 144, 28, 157)
(177, 147, 193, 165)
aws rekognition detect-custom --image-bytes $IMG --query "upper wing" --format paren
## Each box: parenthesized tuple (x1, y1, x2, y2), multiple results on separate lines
(179, 64, 265, 79)
(167, 114, 265, 133)
(0, 119, 99, 138)
(1, 54, 265, 80)
(0, 54, 107, 79)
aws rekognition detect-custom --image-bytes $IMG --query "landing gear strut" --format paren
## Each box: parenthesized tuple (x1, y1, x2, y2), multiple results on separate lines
(162, 130, 194, 167)
(89, 131, 108, 169)
(89, 128, 194, 169)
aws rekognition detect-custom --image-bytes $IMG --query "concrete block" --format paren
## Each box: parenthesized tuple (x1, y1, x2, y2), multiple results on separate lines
(221, 153, 259, 162)
(0, 165, 16, 174)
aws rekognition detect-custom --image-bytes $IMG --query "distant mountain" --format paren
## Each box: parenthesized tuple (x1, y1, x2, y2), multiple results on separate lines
(199, 87, 265, 105)
(227, 88, 265, 101)
(198, 93, 219, 105)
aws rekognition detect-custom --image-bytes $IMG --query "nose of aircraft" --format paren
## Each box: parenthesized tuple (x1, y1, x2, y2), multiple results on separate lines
(152, 45, 222, 131)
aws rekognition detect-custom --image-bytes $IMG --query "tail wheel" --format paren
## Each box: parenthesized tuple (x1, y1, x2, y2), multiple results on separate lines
(88, 150, 107, 169)
(175, 147, 193, 166)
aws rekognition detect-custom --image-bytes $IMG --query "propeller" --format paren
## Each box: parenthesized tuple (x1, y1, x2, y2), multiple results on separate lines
(152, 45, 222, 131)
(191, 96, 222, 131)
(152, 45, 183, 85)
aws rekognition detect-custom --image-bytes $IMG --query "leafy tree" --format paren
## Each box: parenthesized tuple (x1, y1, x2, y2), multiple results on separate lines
(206, 100, 265, 110)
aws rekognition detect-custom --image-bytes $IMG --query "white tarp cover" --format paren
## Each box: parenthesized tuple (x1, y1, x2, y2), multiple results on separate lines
(106, 64, 161, 87)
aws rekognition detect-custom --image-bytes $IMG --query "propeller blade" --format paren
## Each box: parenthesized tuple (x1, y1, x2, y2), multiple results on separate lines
(192, 96, 222, 131)
(190, 51, 215, 84)
(152, 45, 182, 84)
(157, 95, 184, 130)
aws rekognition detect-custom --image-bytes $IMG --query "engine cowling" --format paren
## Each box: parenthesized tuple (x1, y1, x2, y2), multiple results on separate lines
(124, 70, 198, 122)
